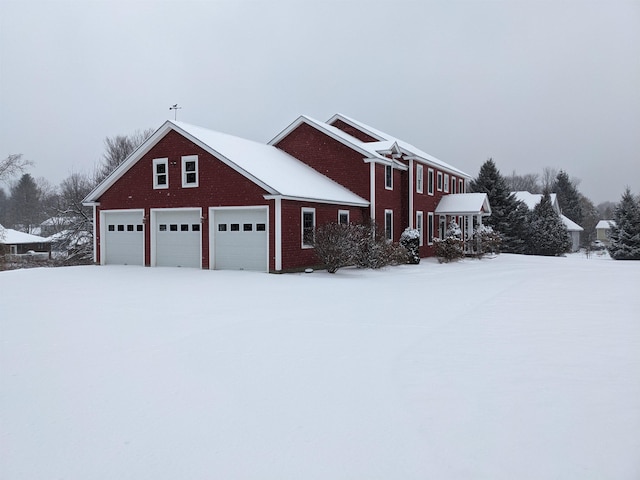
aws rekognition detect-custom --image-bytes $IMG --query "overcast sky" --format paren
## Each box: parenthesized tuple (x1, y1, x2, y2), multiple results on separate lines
(1, 0, 638, 204)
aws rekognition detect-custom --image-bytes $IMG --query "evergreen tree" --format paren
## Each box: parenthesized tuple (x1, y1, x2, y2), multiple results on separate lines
(470, 158, 528, 253)
(608, 188, 640, 260)
(526, 190, 571, 256)
(8, 173, 43, 232)
(554, 170, 583, 224)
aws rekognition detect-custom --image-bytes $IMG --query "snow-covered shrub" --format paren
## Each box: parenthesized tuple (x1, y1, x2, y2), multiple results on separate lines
(313, 222, 358, 273)
(434, 219, 464, 263)
(400, 228, 420, 264)
(473, 224, 501, 257)
(352, 222, 408, 269)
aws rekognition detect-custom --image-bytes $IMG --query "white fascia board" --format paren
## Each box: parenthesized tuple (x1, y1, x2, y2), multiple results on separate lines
(405, 154, 470, 178)
(263, 194, 369, 207)
(326, 113, 387, 141)
(362, 157, 409, 171)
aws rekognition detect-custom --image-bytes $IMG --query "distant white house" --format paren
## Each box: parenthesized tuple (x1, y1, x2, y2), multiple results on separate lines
(596, 220, 615, 245)
(512, 191, 584, 252)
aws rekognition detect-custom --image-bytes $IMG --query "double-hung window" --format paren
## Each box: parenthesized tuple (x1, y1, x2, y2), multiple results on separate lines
(416, 164, 423, 193)
(444, 174, 450, 193)
(182, 155, 198, 188)
(416, 211, 424, 246)
(451, 176, 457, 193)
(385, 165, 393, 190)
(428, 168, 434, 195)
(459, 178, 465, 193)
(338, 210, 349, 225)
(384, 209, 393, 241)
(153, 158, 169, 189)
(302, 208, 316, 248)
(437, 171, 443, 191)
(427, 212, 434, 245)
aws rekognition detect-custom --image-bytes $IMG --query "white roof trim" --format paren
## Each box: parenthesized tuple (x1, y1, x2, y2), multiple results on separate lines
(435, 193, 492, 216)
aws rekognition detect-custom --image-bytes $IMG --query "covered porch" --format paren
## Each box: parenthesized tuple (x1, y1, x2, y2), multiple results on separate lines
(435, 193, 492, 254)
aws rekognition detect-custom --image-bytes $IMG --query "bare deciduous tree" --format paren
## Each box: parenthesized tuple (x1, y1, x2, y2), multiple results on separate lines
(506, 171, 541, 193)
(0, 154, 33, 183)
(95, 128, 154, 183)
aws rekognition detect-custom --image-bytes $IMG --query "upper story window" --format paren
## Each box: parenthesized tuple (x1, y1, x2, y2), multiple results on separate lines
(153, 158, 169, 189)
(459, 178, 465, 193)
(385, 164, 393, 190)
(384, 209, 393, 241)
(416, 164, 423, 194)
(428, 168, 434, 195)
(437, 171, 443, 191)
(338, 210, 349, 225)
(302, 208, 316, 248)
(444, 174, 450, 193)
(451, 176, 457, 193)
(182, 155, 198, 188)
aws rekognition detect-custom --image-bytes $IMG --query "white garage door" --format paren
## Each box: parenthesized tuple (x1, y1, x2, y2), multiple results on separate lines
(213, 209, 268, 271)
(103, 211, 144, 265)
(154, 210, 201, 268)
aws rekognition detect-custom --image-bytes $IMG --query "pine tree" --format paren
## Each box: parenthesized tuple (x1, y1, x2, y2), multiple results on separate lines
(554, 170, 583, 224)
(526, 190, 571, 256)
(470, 158, 528, 253)
(8, 173, 43, 232)
(608, 188, 640, 260)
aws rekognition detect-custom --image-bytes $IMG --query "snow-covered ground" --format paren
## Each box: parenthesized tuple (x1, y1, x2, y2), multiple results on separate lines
(1, 253, 639, 479)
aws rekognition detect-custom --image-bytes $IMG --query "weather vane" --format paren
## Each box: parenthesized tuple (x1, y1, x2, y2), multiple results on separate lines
(169, 104, 182, 121)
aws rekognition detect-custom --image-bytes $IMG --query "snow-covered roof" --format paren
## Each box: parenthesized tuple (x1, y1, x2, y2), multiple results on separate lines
(84, 121, 369, 207)
(270, 114, 470, 178)
(434, 193, 492, 216)
(0, 226, 50, 244)
(561, 215, 583, 232)
(596, 220, 615, 230)
(512, 191, 559, 212)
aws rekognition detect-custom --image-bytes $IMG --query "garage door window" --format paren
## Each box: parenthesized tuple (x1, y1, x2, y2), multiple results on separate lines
(182, 155, 198, 188)
(256, 223, 266, 231)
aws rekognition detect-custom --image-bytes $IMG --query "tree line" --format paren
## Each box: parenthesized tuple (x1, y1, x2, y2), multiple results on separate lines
(470, 159, 640, 259)
(0, 129, 153, 262)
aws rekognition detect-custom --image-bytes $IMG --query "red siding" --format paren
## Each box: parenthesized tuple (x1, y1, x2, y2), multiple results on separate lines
(274, 122, 371, 200)
(279, 200, 367, 271)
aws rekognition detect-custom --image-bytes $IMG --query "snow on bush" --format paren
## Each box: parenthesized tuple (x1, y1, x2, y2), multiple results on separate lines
(400, 228, 420, 264)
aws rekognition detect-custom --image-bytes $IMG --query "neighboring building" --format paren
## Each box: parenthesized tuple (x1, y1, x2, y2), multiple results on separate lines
(596, 220, 615, 244)
(83, 114, 488, 272)
(512, 191, 584, 252)
(0, 224, 51, 257)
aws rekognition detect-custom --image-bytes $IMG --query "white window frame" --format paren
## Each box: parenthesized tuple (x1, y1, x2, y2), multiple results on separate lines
(181, 155, 198, 188)
(385, 164, 393, 190)
(437, 171, 443, 192)
(451, 176, 456, 194)
(428, 168, 434, 195)
(153, 158, 169, 189)
(439, 215, 447, 240)
(427, 212, 434, 245)
(444, 173, 449, 193)
(459, 178, 464, 193)
(301, 207, 316, 248)
(338, 210, 349, 225)
(416, 211, 424, 246)
(416, 164, 423, 194)
(384, 209, 393, 241)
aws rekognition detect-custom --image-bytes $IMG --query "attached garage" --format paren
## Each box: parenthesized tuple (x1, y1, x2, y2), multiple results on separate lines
(101, 210, 144, 265)
(211, 207, 268, 271)
(152, 209, 202, 268)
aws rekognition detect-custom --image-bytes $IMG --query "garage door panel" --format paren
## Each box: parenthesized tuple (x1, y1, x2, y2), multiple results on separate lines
(154, 211, 201, 268)
(103, 211, 144, 265)
(213, 209, 267, 271)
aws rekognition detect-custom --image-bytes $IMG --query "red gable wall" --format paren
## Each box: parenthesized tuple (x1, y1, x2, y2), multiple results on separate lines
(329, 119, 379, 143)
(274, 122, 371, 201)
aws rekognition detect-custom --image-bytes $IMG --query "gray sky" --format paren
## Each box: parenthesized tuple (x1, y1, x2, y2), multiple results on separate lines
(1, 0, 638, 204)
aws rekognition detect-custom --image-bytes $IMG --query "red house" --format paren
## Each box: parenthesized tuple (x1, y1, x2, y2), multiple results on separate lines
(83, 114, 490, 272)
